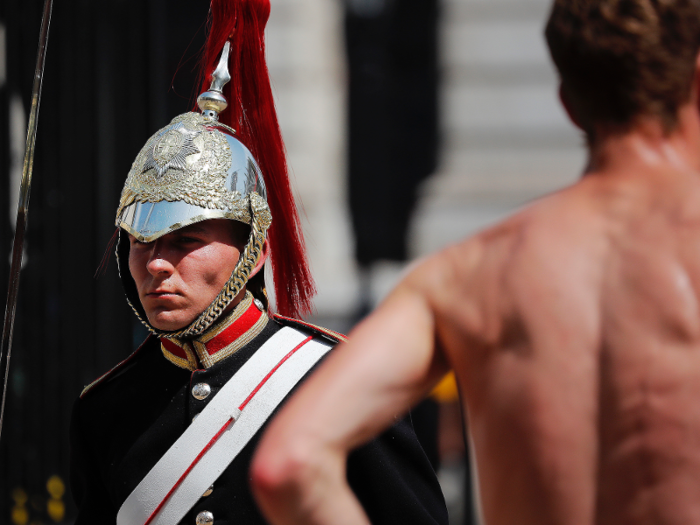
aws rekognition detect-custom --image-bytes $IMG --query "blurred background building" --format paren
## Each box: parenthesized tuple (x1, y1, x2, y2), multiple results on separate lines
(0, 0, 585, 522)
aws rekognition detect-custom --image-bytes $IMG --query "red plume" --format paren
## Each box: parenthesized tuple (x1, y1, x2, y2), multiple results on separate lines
(197, 0, 316, 318)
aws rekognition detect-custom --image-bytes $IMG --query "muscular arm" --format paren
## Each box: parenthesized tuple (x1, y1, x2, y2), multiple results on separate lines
(251, 281, 450, 525)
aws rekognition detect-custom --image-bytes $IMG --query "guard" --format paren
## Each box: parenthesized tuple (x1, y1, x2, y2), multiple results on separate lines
(69, 0, 449, 524)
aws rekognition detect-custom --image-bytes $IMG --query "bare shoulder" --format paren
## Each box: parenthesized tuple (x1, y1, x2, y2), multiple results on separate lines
(398, 212, 526, 339)
(399, 183, 607, 344)
(402, 189, 575, 298)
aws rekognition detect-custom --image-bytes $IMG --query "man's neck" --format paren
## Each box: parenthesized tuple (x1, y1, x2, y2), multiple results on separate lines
(586, 104, 700, 177)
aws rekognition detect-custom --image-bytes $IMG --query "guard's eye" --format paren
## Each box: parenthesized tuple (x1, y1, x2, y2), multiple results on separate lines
(176, 236, 202, 244)
(129, 236, 146, 246)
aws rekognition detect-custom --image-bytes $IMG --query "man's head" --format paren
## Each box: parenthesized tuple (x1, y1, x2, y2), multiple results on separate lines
(114, 110, 273, 339)
(545, 0, 700, 140)
(128, 220, 261, 332)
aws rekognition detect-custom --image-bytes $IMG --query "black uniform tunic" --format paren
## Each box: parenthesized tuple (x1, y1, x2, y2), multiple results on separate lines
(70, 317, 448, 525)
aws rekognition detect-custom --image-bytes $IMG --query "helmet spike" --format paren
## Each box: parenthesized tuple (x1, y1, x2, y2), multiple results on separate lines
(197, 41, 232, 120)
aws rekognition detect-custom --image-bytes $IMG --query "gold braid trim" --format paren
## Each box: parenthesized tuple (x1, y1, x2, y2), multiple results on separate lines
(160, 339, 198, 371)
(193, 309, 268, 368)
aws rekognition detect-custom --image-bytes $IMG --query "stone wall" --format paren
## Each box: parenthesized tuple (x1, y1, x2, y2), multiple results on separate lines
(266, 0, 586, 319)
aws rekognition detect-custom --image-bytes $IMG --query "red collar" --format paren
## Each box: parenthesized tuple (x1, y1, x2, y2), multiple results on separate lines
(160, 292, 268, 370)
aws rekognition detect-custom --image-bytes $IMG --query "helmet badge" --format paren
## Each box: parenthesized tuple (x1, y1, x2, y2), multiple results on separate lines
(142, 123, 202, 178)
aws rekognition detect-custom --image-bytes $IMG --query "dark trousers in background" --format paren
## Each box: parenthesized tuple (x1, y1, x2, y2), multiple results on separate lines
(345, 0, 440, 267)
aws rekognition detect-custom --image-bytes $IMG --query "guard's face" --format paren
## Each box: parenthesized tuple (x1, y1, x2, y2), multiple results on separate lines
(128, 219, 242, 331)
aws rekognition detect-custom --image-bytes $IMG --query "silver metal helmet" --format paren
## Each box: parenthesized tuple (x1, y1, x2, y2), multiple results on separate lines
(115, 42, 272, 339)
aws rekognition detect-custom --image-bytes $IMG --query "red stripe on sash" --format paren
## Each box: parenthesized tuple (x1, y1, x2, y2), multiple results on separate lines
(239, 336, 313, 410)
(143, 335, 314, 525)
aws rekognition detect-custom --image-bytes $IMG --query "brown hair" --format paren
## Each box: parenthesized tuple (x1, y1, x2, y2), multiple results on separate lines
(545, 0, 700, 138)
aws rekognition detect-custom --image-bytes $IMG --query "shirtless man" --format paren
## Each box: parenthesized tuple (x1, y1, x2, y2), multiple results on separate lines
(251, 1, 700, 523)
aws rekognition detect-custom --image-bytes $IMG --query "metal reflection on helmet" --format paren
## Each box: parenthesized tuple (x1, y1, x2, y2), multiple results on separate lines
(116, 112, 268, 242)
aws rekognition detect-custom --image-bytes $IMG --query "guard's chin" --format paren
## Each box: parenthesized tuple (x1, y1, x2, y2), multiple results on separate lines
(147, 311, 196, 332)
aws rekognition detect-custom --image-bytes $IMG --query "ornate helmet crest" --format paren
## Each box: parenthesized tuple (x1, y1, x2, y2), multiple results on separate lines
(115, 0, 315, 338)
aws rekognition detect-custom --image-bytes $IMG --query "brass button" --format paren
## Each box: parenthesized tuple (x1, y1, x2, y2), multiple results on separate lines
(254, 298, 265, 311)
(192, 383, 211, 400)
(196, 510, 214, 525)
(202, 484, 214, 497)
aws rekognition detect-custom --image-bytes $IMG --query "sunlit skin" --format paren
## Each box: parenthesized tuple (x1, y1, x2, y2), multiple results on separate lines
(128, 219, 256, 332)
(252, 56, 700, 525)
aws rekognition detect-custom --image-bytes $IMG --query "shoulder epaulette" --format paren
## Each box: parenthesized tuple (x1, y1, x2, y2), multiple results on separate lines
(80, 336, 153, 398)
(272, 314, 348, 344)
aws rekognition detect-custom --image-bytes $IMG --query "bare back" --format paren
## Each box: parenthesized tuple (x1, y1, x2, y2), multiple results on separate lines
(424, 167, 700, 525)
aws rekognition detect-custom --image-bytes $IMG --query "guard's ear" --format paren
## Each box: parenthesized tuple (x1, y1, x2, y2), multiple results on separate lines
(559, 82, 584, 130)
(249, 241, 269, 278)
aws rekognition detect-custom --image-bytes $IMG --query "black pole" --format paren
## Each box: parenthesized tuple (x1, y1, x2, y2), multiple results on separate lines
(0, 0, 53, 444)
